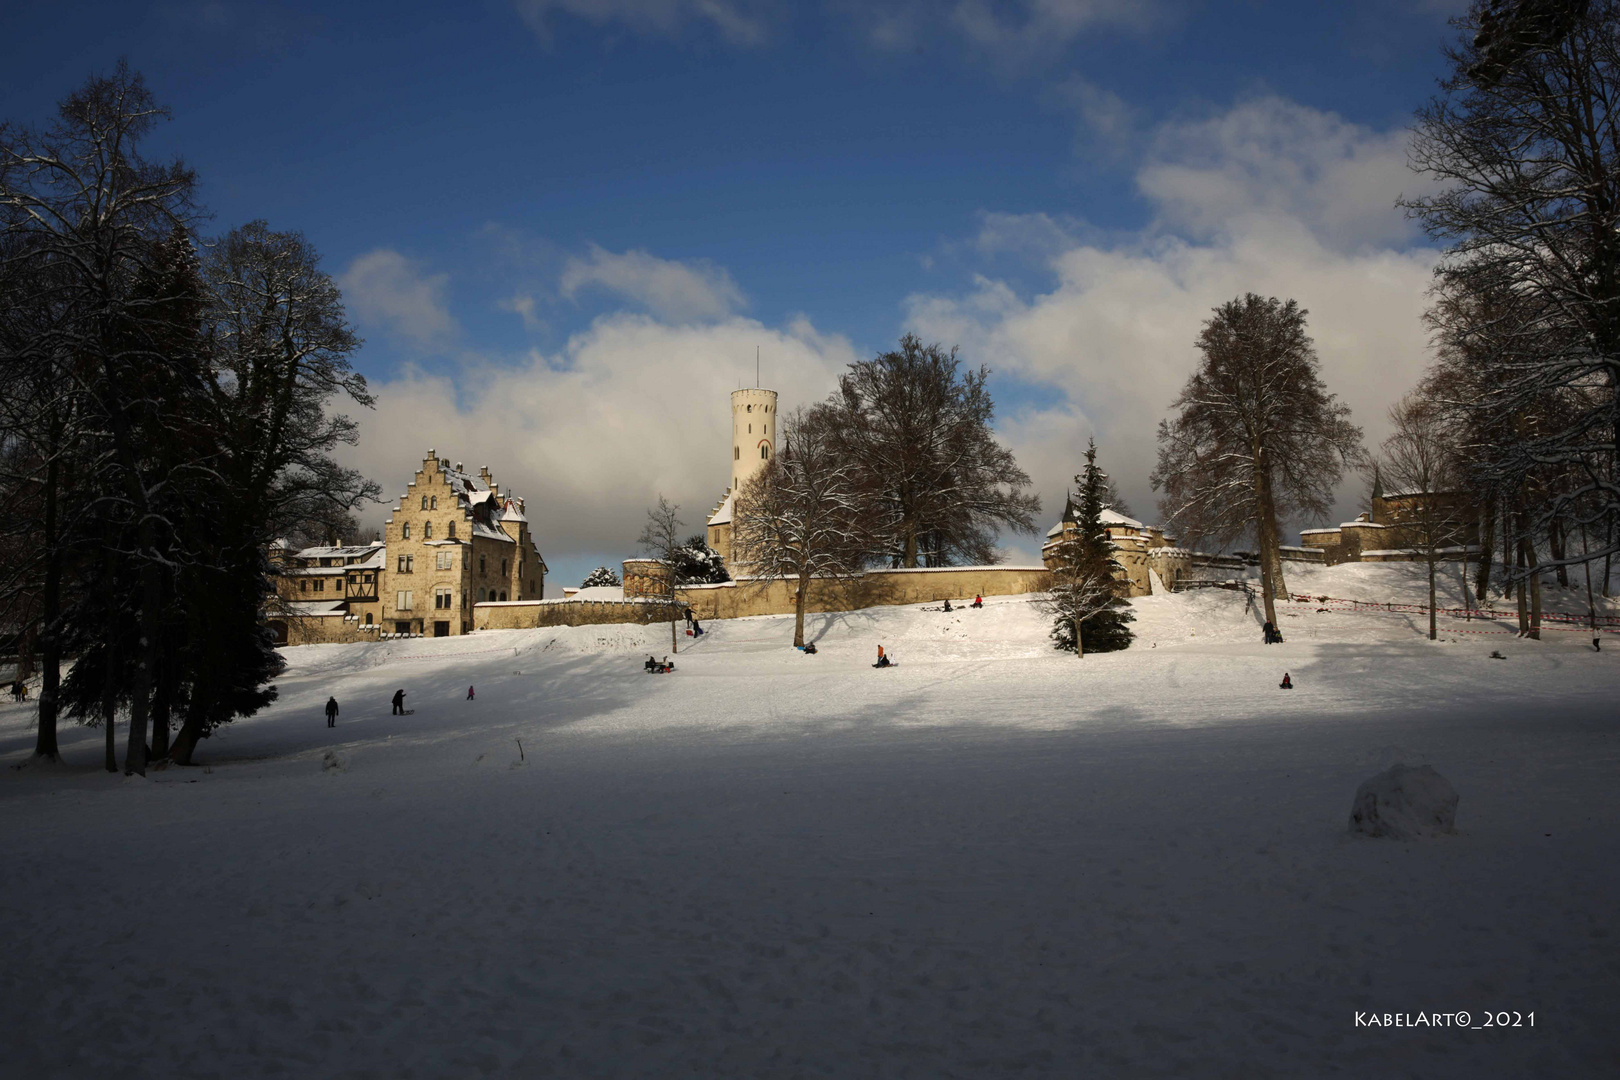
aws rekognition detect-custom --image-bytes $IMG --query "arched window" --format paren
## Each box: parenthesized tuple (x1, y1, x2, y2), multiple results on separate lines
(420, 495, 428, 510)
(402, 523, 411, 540)
(499, 591, 507, 602)
(447, 521, 456, 539)
(477, 587, 486, 601)
(424, 522, 432, 539)
(430, 496, 437, 510)
(747, 404, 752, 412)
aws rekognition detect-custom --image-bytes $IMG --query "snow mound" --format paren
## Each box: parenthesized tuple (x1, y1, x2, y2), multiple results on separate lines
(1349, 763, 1459, 840)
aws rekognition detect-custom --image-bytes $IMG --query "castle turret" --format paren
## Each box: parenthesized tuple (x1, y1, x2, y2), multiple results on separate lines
(730, 387, 778, 495)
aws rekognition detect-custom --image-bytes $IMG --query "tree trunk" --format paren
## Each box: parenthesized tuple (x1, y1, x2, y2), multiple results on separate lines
(33, 448, 62, 761)
(1582, 522, 1598, 636)
(902, 525, 918, 569)
(1550, 520, 1569, 587)
(1474, 499, 1495, 604)
(1515, 528, 1529, 635)
(1527, 539, 1542, 640)
(1252, 450, 1285, 626)
(1428, 553, 1438, 641)
(149, 646, 173, 762)
(1074, 616, 1084, 659)
(169, 695, 208, 766)
(793, 571, 809, 647)
(123, 544, 163, 777)
(102, 629, 119, 774)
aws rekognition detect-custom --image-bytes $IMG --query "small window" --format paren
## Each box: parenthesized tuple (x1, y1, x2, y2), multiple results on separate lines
(365, 613, 373, 625)
(499, 591, 507, 602)
(421, 495, 428, 510)
(406, 555, 414, 573)
(436, 551, 452, 571)
(424, 522, 433, 540)
(747, 404, 752, 412)
(402, 523, 411, 540)
(748, 424, 752, 433)
(315, 579, 325, 593)
(447, 521, 456, 539)
(734, 447, 740, 460)
(501, 559, 507, 576)
(300, 579, 308, 592)
(430, 496, 438, 510)
(761, 445, 769, 459)
(480, 556, 486, 574)
(478, 588, 486, 601)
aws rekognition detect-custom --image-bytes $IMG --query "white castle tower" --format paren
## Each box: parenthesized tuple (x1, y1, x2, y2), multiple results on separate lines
(729, 386, 778, 495)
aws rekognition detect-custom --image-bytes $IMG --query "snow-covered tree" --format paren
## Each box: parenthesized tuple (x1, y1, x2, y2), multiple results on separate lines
(1043, 440, 1134, 657)
(1153, 294, 1364, 627)
(1376, 396, 1471, 640)
(673, 534, 730, 585)
(580, 565, 621, 589)
(1405, 1, 1620, 581)
(731, 405, 870, 647)
(636, 495, 685, 654)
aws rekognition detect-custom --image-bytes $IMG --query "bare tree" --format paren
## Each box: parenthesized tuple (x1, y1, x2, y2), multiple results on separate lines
(1378, 395, 1471, 639)
(1404, 0, 1620, 581)
(828, 334, 1040, 568)
(1153, 294, 1365, 627)
(637, 495, 685, 654)
(731, 405, 871, 647)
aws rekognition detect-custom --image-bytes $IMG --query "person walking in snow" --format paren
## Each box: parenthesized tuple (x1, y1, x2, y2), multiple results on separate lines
(391, 688, 407, 715)
(325, 696, 339, 727)
(466, 685, 475, 701)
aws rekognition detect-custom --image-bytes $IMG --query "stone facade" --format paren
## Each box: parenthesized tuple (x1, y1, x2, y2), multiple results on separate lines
(380, 451, 546, 637)
(268, 449, 547, 645)
(1298, 492, 1478, 566)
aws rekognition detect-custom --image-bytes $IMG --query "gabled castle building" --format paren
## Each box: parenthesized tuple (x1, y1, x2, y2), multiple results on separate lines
(270, 450, 546, 644)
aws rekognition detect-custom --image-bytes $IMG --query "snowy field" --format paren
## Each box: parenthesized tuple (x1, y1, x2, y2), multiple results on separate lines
(3, 565, 1619, 1078)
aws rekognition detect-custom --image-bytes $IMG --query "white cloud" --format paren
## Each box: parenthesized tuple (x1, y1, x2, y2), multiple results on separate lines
(560, 245, 747, 323)
(343, 313, 857, 573)
(906, 98, 1437, 534)
(512, 0, 774, 45)
(338, 249, 458, 347)
(1139, 96, 1427, 252)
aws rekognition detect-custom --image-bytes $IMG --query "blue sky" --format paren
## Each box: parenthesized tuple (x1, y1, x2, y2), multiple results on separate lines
(3, 0, 1467, 590)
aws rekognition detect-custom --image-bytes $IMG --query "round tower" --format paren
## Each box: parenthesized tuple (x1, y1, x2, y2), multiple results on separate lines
(730, 387, 778, 494)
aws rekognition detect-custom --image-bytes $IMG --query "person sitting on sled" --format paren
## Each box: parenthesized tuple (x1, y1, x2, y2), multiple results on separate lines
(972, 594, 983, 608)
(1279, 672, 1293, 689)
(874, 645, 891, 668)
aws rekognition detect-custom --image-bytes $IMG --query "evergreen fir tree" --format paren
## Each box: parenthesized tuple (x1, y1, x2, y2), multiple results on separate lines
(581, 565, 621, 588)
(1047, 440, 1135, 656)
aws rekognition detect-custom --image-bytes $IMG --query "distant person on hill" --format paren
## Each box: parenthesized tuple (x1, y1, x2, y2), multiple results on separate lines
(692, 617, 703, 636)
(466, 685, 475, 701)
(9, 680, 22, 703)
(391, 688, 407, 715)
(801, 641, 817, 655)
(874, 645, 891, 669)
(1279, 672, 1293, 689)
(645, 655, 658, 673)
(972, 594, 983, 608)
(943, 598, 953, 612)
(1263, 620, 1283, 644)
(325, 696, 339, 727)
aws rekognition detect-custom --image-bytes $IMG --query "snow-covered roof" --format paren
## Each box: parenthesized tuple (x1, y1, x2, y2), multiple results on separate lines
(472, 521, 515, 544)
(294, 544, 381, 561)
(499, 498, 527, 524)
(1299, 528, 1340, 536)
(1341, 520, 1388, 529)
(1101, 508, 1144, 530)
(1045, 522, 1063, 538)
(568, 585, 627, 602)
(707, 490, 735, 527)
(284, 600, 347, 616)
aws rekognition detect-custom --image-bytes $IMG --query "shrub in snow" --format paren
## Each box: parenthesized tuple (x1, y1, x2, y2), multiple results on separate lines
(1349, 763, 1458, 840)
(322, 750, 347, 773)
(580, 566, 621, 589)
